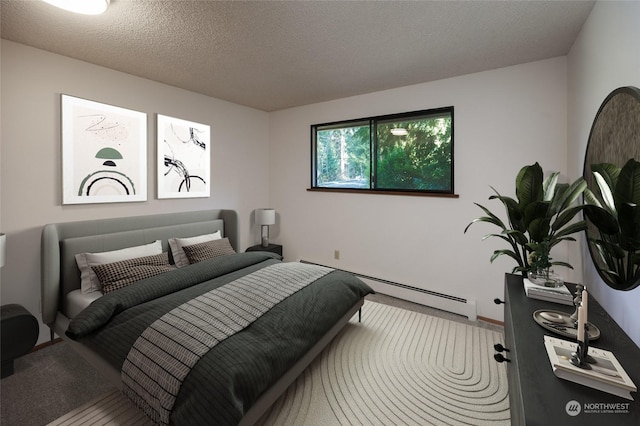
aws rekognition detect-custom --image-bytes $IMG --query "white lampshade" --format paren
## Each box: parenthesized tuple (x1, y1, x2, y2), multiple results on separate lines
(256, 209, 276, 226)
(0, 233, 6, 268)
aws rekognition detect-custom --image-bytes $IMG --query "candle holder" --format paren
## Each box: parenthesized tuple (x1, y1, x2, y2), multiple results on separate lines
(570, 323, 596, 368)
(569, 284, 584, 324)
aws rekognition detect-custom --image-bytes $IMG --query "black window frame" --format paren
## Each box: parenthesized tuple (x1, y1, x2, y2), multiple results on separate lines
(310, 106, 456, 197)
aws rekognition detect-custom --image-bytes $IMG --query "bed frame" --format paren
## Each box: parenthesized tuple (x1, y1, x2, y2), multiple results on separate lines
(40, 209, 363, 425)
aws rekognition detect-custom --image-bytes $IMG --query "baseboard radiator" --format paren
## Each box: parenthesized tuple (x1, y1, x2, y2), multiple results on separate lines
(300, 260, 477, 321)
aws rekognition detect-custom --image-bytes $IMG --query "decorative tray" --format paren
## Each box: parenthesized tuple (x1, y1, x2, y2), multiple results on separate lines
(533, 309, 600, 341)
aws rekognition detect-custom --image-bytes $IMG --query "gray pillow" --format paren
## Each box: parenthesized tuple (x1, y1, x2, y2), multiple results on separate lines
(182, 238, 236, 264)
(91, 252, 175, 294)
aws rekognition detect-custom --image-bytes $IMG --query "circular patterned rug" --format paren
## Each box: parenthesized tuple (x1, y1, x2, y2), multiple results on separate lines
(257, 301, 510, 425)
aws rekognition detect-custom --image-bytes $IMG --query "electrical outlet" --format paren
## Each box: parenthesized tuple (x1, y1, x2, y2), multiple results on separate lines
(334, 250, 340, 260)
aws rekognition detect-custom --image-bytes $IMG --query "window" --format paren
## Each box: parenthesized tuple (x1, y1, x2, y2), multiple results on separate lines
(311, 107, 454, 195)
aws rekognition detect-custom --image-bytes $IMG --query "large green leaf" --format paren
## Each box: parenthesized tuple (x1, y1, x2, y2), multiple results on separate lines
(618, 202, 640, 251)
(614, 159, 640, 247)
(550, 178, 587, 216)
(583, 204, 619, 235)
(523, 201, 549, 231)
(490, 249, 523, 265)
(481, 234, 520, 253)
(489, 187, 523, 230)
(551, 221, 588, 241)
(504, 229, 529, 245)
(543, 172, 559, 202)
(592, 241, 616, 268)
(548, 236, 577, 249)
(583, 187, 603, 207)
(592, 163, 621, 194)
(527, 217, 551, 243)
(464, 203, 507, 233)
(551, 205, 586, 232)
(488, 194, 520, 216)
(516, 163, 544, 209)
(617, 156, 640, 203)
(548, 183, 568, 216)
(464, 216, 502, 233)
(593, 171, 617, 215)
(481, 233, 511, 242)
(598, 239, 626, 259)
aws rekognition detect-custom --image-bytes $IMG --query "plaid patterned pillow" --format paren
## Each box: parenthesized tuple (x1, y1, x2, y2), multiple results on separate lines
(92, 252, 176, 294)
(182, 238, 236, 264)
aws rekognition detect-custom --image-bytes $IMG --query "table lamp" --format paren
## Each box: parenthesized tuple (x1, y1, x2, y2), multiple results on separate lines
(256, 209, 276, 248)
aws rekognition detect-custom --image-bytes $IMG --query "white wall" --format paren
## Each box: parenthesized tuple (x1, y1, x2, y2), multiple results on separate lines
(567, 1, 640, 345)
(269, 57, 570, 322)
(6, 0, 637, 345)
(0, 40, 270, 344)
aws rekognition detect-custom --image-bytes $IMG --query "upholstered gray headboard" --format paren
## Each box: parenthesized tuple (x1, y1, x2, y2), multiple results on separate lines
(41, 209, 238, 325)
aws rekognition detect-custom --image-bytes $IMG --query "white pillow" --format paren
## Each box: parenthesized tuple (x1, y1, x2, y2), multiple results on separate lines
(168, 231, 221, 267)
(75, 240, 163, 293)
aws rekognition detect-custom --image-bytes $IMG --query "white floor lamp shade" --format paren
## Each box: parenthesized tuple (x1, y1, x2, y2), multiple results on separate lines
(256, 209, 276, 247)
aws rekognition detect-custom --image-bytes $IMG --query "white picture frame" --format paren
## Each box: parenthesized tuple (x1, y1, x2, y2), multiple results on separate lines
(157, 114, 211, 199)
(61, 95, 147, 204)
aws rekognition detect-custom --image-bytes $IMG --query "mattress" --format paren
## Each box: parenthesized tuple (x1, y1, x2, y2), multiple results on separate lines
(65, 289, 102, 319)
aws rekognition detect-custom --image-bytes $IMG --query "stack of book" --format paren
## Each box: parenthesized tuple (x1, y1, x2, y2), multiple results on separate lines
(523, 278, 574, 305)
(544, 335, 637, 400)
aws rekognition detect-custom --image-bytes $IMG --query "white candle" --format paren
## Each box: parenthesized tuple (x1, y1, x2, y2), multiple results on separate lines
(582, 289, 588, 325)
(577, 304, 585, 342)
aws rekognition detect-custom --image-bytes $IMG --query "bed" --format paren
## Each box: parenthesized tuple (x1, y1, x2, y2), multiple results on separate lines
(41, 209, 373, 425)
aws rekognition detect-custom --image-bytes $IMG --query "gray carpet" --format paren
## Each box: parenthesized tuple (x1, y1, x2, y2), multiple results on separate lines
(0, 340, 116, 426)
(1, 295, 507, 425)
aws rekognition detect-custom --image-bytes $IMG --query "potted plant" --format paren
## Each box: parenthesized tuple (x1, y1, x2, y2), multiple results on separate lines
(583, 158, 640, 290)
(465, 162, 588, 278)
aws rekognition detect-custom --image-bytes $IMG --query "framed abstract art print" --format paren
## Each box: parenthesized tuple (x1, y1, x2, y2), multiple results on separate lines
(61, 95, 147, 204)
(157, 114, 211, 199)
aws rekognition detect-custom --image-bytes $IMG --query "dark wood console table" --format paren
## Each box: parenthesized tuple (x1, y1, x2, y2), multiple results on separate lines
(502, 273, 640, 425)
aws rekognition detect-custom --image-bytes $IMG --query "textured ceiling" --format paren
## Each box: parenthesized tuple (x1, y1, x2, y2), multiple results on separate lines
(1, 0, 595, 111)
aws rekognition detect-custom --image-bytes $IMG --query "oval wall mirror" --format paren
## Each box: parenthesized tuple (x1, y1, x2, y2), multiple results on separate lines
(583, 86, 640, 291)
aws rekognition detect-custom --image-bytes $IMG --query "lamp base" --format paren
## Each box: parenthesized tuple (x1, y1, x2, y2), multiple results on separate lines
(260, 224, 270, 248)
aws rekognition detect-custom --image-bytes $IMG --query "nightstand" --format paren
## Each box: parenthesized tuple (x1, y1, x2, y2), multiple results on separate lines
(1, 304, 38, 378)
(246, 243, 283, 256)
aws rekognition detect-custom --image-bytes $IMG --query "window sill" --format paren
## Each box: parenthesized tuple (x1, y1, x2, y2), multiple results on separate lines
(307, 188, 459, 198)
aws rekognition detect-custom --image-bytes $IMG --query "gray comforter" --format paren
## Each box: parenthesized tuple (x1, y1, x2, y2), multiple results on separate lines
(67, 252, 373, 425)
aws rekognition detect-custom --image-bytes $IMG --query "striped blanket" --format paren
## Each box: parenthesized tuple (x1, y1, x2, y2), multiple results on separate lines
(122, 262, 333, 424)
